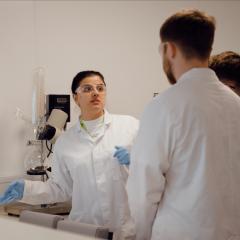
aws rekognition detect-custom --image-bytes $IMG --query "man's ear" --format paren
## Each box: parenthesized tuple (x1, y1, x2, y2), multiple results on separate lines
(166, 42, 177, 59)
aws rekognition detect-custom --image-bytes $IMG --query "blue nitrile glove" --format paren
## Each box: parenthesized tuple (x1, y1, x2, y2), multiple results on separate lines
(0, 179, 25, 205)
(114, 146, 130, 165)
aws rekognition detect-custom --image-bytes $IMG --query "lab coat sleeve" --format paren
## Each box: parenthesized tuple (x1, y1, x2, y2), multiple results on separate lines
(127, 100, 172, 239)
(120, 117, 140, 180)
(21, 142, 73, 205)
(119, 117, 139, 152)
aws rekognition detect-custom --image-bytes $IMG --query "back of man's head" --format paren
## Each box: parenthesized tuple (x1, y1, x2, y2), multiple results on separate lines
(209, 51, 240, 83)
(160, 9, 216, 60)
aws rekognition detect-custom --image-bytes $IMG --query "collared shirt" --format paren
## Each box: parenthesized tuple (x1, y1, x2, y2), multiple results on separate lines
(127, 68, 240, 240)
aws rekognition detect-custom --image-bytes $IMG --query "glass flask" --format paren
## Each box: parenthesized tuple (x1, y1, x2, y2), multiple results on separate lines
(24, 140, 47, 177)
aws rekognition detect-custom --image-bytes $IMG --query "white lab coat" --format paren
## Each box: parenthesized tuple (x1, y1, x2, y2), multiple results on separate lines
(127, 68, 240, 240)
(22, 111, 139, 239)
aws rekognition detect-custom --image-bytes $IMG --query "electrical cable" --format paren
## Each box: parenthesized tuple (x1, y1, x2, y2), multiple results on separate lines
(45, 140, 53, 158)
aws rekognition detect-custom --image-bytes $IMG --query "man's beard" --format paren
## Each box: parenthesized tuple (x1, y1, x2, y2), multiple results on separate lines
(163, 55, 176, 85)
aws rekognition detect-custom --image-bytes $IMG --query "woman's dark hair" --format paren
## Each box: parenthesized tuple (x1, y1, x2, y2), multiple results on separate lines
(160, 9, 216, 60)
(71, 70, 106, 94)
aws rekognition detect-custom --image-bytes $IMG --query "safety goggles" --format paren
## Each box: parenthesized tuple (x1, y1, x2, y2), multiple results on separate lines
(76, 84, 106, 94)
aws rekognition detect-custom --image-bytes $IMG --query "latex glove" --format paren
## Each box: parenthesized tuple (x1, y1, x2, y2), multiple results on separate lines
(0, 180, 25, 205)
(114, 146, 130, 165)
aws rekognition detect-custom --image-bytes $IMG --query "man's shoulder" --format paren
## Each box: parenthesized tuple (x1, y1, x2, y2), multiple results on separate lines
(149, 85, 181, 109)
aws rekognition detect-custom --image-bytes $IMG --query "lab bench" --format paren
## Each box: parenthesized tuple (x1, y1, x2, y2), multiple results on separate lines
(0, 202, 70, 221)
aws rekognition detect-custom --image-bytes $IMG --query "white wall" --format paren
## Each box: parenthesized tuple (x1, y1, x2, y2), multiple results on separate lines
(0, 0, 240, 183)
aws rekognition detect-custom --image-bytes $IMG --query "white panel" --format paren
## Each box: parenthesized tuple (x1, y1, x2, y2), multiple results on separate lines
(0, 0, 240, 177)
(0, 1, 35, 177)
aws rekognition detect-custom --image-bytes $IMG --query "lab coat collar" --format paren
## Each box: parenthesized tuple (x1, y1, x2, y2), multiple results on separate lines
(75, 109, 112, 133)
(177, 68, 218, 84)
(103, 110, 112, 125)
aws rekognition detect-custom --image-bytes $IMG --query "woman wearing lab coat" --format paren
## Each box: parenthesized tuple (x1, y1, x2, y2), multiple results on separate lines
(0, 71, 139, 239)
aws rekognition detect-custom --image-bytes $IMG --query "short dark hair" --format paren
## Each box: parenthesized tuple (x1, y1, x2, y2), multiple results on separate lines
(160, 9, 216, 60)
(209, 51, 240, 85)
(71, 70, 106, 94)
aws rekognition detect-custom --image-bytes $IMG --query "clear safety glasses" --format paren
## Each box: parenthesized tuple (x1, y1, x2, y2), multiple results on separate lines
(76, 84, 106, 94)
